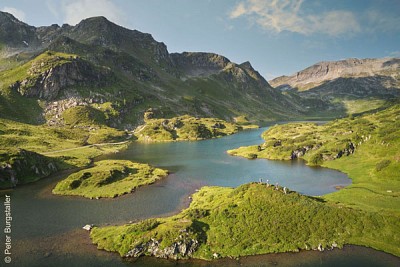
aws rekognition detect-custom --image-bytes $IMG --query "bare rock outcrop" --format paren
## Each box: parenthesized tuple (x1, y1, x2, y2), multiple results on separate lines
(10, 58, 112, 100)
(0, 149, 58, 188)
(125, 237, 199, 259)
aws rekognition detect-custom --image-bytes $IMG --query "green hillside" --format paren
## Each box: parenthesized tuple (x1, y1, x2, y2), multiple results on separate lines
(227, 104, 400, 215)
(91, 183, 400, 260)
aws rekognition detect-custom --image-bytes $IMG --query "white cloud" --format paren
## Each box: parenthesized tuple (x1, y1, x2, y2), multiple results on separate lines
(61, 0, 125, 26)
(1, 6, 26, 22)
(230, 2, 247, 19)
(229, 0, 361, 37)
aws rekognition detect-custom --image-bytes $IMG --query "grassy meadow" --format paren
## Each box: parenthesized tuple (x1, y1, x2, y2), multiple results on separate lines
(91, 183, 400, 259)
(227, 104, 400, 215)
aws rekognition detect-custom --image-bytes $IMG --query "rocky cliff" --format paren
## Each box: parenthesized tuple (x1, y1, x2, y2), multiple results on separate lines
(0, 149, 59, 187)
(0, 12, 40, 55)
(10, 54, 112, 100)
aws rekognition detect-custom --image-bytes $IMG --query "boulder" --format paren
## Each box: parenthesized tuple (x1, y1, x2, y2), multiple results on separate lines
(82, 224, 93, 231)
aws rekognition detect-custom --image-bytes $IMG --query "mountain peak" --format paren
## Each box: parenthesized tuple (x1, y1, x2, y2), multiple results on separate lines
(270, 57, 400, 90)
(239, 61, 253, 69)
(0, 11, 24, 24)
(0, 11, 39, 49)
(77, 16, 113, 26)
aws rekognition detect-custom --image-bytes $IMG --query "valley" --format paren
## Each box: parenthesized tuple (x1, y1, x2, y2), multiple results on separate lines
(0, 9, 399, 267)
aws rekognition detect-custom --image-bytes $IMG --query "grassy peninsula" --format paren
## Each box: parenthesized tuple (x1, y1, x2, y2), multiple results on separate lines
(52, 160, 168, 198)
(228, 104, 400, 215)
(91, 183, 400, 259)
(134, 115, 257, 142)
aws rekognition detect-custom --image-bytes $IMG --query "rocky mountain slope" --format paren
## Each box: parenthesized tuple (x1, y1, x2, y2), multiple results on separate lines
(270, 58, 400, 103)
(0, 11, 311, 129)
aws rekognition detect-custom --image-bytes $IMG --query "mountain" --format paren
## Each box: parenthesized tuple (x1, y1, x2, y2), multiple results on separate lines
(270, 58, 400, 114)
(0, 12, 310, 128)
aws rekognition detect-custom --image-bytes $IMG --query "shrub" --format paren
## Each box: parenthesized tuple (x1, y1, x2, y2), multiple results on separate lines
(309, 153, 323, 166)
(248, 153, 258, 159)
(187, 209, 210, 219)
(376, 160, 391, 172)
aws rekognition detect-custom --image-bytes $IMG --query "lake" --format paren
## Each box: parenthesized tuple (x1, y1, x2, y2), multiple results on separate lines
(1, 126, 399, 266)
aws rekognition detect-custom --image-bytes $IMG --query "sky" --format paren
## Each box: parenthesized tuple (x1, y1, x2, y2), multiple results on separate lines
(1, 0, 399, 80)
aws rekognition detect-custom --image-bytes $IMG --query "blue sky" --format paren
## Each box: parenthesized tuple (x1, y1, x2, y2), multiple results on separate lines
(1, 0, 399, 80)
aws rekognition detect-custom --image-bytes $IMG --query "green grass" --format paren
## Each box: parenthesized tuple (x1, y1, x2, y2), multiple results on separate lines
(62, 106, 106, 126)
(52, 160, 168, 198)
(91, 183, 400, 259)
(0, 118, 129, 188)
(134, 115, 257, 142)
(342, 99, 387, 115)
(227, 104, 400, 216)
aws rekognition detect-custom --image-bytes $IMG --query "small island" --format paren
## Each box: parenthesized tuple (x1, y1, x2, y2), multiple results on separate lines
(134, 115, 258, 142)
(52, 160, 168, 199)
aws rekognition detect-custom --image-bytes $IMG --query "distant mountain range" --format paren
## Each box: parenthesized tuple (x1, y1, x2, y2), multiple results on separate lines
(270, 58, 400, 101)
(0, 11, 399, 128)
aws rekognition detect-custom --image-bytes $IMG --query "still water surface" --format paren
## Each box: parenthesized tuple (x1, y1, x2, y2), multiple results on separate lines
(1, 127, 399, 266)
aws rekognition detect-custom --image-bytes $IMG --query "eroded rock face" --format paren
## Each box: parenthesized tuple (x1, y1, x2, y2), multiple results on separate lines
(0, 149, 58, 188)
(125, 237, 199, 259)
(171, 52, 231, 77)
(290, 146, 313, 159)
(290, 142, 356, 161)
(11, 59, 111, 100)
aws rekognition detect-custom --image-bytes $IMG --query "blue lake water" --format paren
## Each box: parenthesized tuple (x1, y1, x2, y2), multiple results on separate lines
(1, 126, 399, 266)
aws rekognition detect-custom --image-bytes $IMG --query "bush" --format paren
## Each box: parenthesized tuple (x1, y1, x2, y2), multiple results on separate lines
(376, 160, 391, 172)
(248, 153, 258, 159)
(187, 209, 210, 219)
(309, 153, 323, 166)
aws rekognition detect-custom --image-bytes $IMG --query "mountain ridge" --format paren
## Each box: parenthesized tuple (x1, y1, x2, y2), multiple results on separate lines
(0, 11, 309, 128)
(270, 57, 400, 92)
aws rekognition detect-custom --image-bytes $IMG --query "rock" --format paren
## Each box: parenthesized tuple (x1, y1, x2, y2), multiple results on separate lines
(291, 148, 306, 159)
(82, 224, 93, 231)
(125, 236, 199, 259)
(317, 243, 324, 252)
(273, 140, 282, 147)
(0, 149, 59, 188)
(213, 252, 220, 259)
